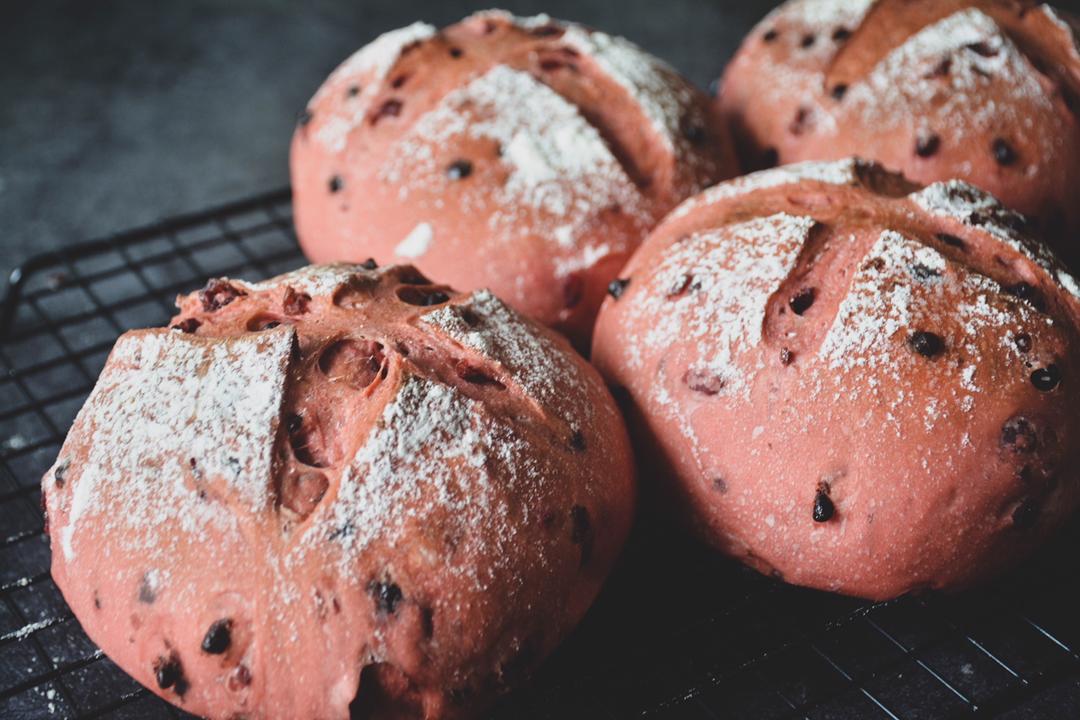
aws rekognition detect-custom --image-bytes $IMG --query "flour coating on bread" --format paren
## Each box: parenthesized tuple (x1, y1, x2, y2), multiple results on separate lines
(54, 327, 294, 561)
(292, 10, 736, 344)
(848, 9, 1049, 132)
(313, 21, 437, 152)
(593, 159, 1080, 600)
(718, 0, 1080, 264)
(422, 289, 586, 408)
(381, 64, 648, 247)
(44, 262, 634, 719)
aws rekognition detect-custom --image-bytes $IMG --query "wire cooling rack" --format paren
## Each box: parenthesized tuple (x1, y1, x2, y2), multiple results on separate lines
(1, 190, 1079, 720)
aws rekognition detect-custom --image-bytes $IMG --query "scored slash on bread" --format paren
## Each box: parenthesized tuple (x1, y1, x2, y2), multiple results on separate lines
(717, 0, 1080, 268)
(291, 10, 737, 347)
(42, 262, 634, 719)
(593, 158, 1080, 601)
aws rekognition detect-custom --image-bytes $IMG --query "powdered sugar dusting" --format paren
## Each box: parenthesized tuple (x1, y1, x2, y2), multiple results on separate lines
(671, 159, 863, 220)
(625, 213, 813, 398)
(383, 65, 647, 276)
(302, 374, 535, 581)
(820, 231, 941, 372)
(912, 180, 1080, 301)
(781, 0, 875, 30)
(54, 327, 294, 560)
(816, 228, 1053, 430)
(238, 263, 377, 298)
(471, 9, 556, 30)
(563, 26, 686, 153)
(422, 289, 586, 407)
(312, 21, 436, 152)
(846, 8, 1052, 134)
(394, 222, 434, 258)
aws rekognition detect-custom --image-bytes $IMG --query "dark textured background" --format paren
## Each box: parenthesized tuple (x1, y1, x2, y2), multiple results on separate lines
(0, 0, 776, 281)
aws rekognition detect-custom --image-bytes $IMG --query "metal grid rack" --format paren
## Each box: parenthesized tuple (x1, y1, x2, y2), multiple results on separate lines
(1, 190, 1079, 719)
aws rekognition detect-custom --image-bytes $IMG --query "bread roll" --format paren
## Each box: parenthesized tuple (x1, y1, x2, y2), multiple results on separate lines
(593, 159, 1080, 600)
(717, 0, 1080, 267)
(43, 262, 634, 719)
(291, 10, 737, 347)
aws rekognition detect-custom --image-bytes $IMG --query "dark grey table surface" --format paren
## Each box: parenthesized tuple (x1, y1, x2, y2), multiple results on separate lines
(0, 0, 773, 282)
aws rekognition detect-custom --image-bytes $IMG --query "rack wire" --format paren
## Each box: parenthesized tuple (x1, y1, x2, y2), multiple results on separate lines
(1, 189, 1079, 719)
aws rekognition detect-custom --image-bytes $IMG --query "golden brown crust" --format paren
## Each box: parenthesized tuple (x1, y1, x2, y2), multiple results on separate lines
(717, 0, 1080, 268)
(43, 263, 634, 719)
(291, 11, 737, 347)
(592, 159, 1080, 600)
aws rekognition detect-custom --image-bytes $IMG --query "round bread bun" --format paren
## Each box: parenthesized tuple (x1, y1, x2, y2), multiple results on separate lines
(42, 262, 634, 719)
(716, 0, 1080, 268)
(290, 10, 737, 348)
(592, 158, 1080, 601)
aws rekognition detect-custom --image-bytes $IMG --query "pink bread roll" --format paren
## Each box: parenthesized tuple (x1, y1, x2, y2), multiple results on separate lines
(290, 10, 737, 348)
(592, 158, 1080, 601)
(42, 262, 634, 719)
(716, 0, 1080, 267)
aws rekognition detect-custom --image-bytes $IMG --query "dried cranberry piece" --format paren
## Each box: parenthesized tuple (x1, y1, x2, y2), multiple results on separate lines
(992, 138, 1017, 166)
(1001, 417, 1037, 453)
(789, 107, 811, 135)
(936, 233, 966, 250)
(283, 286, 311, 316)
(371, 99, 403, 125)
(570, 505, 593, 566)
(607, 278, 630, 299)
(396, 286, 450, 306)
(531, 24, 563, 37)
(1031, 365, 1062, 392)
(812, 489, 835, 522)
(228, 664, 252, 691)
(446, 159, 473, 180)
(369, 580, 403, 615)
(1004, 282, 1046, 312)
(199, 279, 245, 312)
(915, 133, 940, 157)
(170, 317, 201, 334)
(201, 619, 232, 654)
(154, 653, 188, 696)
(908, 331, 944, 358)
(455, 360, 504, 389)
(54, 460, 68, 487)
(684, 368, 724, 396)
